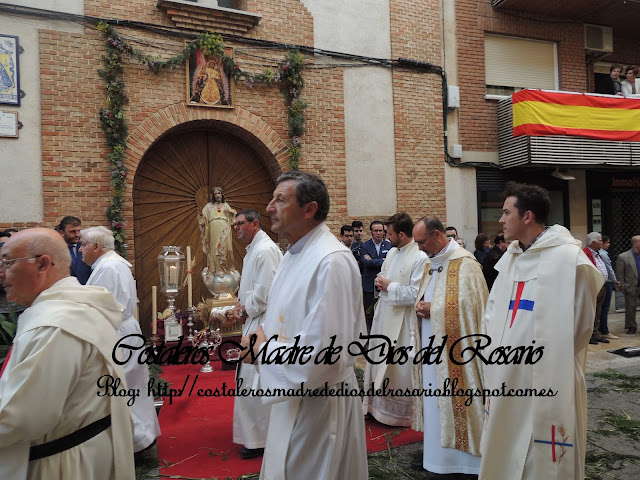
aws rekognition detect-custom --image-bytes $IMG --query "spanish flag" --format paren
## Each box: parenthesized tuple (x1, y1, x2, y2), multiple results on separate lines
(512, 90, 640, 142)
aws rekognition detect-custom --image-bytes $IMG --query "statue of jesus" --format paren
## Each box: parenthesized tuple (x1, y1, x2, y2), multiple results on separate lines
(197, 186, 236, 276)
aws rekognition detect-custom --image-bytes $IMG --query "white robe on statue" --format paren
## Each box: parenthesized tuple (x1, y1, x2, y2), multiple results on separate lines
(480, 225, 604, 480)
(362, 239, 427, 426)
(234, 230, 282, 448)
(257, 223, 368, 480)
(410, 239, 487, 474)
(0, 277, 135, 480)
(87, 250, 161, 452)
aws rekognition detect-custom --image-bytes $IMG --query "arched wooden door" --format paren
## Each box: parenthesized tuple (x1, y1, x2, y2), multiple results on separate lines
(133, 126, 277, 332)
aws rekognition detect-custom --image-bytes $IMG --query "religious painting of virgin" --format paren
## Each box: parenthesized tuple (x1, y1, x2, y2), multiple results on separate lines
(187, 47, 233, 108)
(0, 35, 20, 106)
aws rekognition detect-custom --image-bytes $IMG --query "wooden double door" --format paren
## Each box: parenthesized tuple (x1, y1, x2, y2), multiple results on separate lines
(133, 127, 276, 332)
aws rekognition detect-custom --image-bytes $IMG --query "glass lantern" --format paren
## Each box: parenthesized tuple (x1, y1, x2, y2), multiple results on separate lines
(158, 246, 186, 313)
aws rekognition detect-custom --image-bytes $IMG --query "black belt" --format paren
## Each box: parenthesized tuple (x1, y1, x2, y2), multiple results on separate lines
(29, 415, 111, 461)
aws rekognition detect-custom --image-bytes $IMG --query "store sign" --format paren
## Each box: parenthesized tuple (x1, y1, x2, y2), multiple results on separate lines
(611, 176, 640, 188)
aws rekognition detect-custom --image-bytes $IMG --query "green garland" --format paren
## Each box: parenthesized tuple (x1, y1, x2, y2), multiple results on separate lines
(96, 22, 307, 252)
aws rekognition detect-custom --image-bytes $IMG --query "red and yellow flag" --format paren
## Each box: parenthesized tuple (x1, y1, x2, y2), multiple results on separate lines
(512, 90, 640, 142)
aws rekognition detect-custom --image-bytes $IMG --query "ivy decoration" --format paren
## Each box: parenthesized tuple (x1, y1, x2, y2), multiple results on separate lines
(96, 22, 307, 250)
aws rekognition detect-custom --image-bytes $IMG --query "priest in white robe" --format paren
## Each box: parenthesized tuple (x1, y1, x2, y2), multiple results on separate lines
(362, 212, 427, 426)
(410, 216, 488, 475)
(80, 226, 161, 455)
(230, 209, 282, 459)
(0, 228, 135, 480)
(480, 183, 603, 480)
(242, 171, 368, 480)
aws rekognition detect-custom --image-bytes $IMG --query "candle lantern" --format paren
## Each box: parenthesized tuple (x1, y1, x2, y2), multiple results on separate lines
(158, 246, 186, 341)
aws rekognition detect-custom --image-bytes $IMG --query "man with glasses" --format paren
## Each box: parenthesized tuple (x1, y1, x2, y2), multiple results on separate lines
(230, 209, 282, 460)
(339, 224, 354, 248)
(0, 228, 135, 479)
(410, 216, 487, 477)
(360, 221, 391, 331)
(80, 226, 161, 465)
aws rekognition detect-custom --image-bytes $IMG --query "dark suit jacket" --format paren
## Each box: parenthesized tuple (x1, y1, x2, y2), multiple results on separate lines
(482, 245, 504, 290)
(69, 243, 92, 285)
(616, 249, 639, 294)
(596, 75, 622, 95)
(360, 239, 391, 293)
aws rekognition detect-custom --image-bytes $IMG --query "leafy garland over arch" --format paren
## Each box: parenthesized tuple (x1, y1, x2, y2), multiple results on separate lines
(96, 22, 306, 255)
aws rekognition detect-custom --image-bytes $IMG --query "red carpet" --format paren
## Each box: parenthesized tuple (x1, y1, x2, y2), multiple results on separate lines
(157, 363, 423, 478)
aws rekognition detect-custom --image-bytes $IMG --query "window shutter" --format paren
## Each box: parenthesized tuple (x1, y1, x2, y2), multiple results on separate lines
(485, 35, 557, 90)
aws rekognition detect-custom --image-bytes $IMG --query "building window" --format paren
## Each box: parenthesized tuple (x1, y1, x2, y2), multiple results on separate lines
(484, 35, 558, 97)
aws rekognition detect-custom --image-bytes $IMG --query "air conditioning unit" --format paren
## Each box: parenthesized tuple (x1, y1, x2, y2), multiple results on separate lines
(584, 24, 613, 53)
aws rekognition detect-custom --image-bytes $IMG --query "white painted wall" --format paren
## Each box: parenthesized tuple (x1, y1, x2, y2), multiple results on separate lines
(0, 3, 83, 222)
(300, 0, 397, 216)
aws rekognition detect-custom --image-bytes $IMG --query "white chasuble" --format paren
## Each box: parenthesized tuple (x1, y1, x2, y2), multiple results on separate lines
(234, 230, 282, 448)
(362, 239, 427, 426)
(256, 223, 368, 480)
(87, 250, 161, 452)
(0, 277, 135, 480)
(410, 239, 487, 474)
(480, 225, 603, 480)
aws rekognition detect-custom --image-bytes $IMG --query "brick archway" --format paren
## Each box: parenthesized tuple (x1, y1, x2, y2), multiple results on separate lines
(122, 103, 289, 263)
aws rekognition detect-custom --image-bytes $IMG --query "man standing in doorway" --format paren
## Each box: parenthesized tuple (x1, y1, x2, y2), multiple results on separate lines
(480, 182, 603, 480)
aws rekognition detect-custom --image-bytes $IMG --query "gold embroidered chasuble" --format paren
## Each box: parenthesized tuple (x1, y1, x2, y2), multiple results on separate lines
(410, 244, 487, 456)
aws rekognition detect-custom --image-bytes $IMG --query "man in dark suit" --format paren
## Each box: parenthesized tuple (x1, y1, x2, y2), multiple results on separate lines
(482, 233, 508, 290)
(58, 216, 92, 284)
(616, 235, 640, 334)
(360, 221, 391, 332)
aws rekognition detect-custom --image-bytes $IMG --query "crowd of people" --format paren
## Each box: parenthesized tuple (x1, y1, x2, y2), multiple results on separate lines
(1, 173, 638, 480)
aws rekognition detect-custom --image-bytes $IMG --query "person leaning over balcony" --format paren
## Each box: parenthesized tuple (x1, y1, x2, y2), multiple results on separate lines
(596, 64, 623, 96)
(620, 65, 640, 97)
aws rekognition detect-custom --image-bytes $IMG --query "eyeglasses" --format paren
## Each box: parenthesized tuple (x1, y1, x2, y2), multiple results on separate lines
(232, 220, 247, 228)
(446, 234, 457, 239)
(0, 254, 44, 270)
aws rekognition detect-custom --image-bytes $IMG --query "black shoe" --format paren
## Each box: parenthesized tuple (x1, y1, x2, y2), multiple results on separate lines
(597, 338, 610, 344)
(239, 447, 264, 459)
(589, 339, 598, 345)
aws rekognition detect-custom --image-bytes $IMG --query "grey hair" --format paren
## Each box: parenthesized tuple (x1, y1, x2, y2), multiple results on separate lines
(586, 231, 602, 247)
(80, 226, 115, 250)
(236, 209, 262, 229)
(276, 171, 330, 221)
(632, 235, 640, 247)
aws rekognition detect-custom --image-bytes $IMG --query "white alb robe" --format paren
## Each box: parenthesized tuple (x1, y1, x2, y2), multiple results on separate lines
(257, 223, 368, 480)
(362, 239, 427, 426)
(410, 239, 486, 474)
(234, 229, 282, 448)
(0, 277, 135, 480)
(480, 225, 604, 480)
(87, 250, 161, 452)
